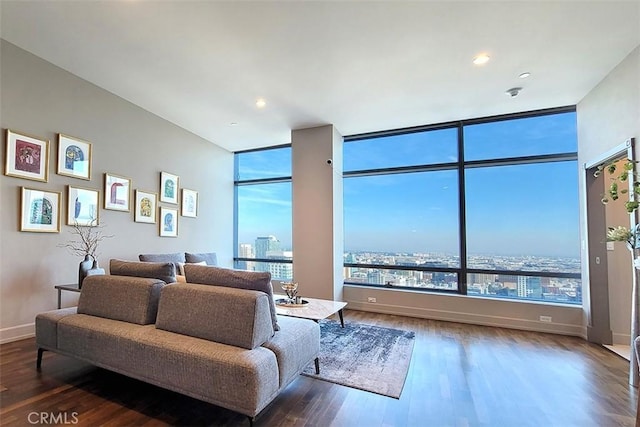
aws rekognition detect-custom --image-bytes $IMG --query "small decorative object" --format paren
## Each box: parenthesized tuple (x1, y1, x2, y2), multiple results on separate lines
(5, 129, 49, 182)
(86, 258, 105, 278)
(57, 134, 92, 180)
(181, 188, 198, 217)
(20, 187, 61, 232)
(67, 186, 99, 226)
(280, 281, 298, 303)
(134, 190, 157, 223)
(58, 215, 113, 287)
(159, 207, 178, 237)
(160, 171, 179, 204)
(78, 254, 93, 288)
(104, 173, 131, 211)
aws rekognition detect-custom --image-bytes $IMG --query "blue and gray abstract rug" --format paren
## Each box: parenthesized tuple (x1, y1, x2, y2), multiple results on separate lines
(302, 320, 415, 398)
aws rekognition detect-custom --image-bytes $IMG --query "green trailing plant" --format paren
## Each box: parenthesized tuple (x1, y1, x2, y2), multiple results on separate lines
(596, 159, 640, 213)
(598, 159, 640, 249)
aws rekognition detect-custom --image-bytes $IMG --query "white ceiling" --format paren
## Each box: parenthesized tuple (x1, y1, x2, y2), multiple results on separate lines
(1, 1, 639, 152)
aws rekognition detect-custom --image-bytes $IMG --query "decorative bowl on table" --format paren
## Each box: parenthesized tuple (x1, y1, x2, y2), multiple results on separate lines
(280, 281, 298, 303)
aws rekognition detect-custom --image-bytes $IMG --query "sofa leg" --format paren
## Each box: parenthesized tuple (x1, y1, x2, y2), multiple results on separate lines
(247, 415, 254, 426)
(36, 348, 45, 370)
(314, 357, 320, 375)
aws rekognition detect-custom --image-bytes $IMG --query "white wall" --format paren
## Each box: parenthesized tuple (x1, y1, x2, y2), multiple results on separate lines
(292, 125, 344, 301)
(577, 45, 640, 344)
(0, 40, 234, 343)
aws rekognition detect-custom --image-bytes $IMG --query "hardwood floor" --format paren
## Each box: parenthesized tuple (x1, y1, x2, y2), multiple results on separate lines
(1, 310, 637, 426)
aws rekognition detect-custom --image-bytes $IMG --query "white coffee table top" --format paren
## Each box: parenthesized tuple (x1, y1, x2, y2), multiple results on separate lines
(274, 294, 347, 321)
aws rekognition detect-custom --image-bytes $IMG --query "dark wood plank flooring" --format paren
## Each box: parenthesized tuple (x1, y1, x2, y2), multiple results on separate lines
(1, 310, 636, 426)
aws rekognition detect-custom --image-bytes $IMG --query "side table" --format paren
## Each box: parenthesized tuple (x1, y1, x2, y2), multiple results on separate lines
(54, 284, 81, 309)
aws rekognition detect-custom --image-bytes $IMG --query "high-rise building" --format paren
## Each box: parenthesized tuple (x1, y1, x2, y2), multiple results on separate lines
(255, 236, 281, 272)
(237, 243, 254, 270)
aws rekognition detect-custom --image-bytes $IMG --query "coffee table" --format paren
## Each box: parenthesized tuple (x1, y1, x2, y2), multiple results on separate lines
(274, 295, 347, 327)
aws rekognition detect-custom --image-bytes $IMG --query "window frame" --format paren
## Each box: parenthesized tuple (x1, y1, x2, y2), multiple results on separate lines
(343, 106, 581, 304)
(234, 144, 293, 274)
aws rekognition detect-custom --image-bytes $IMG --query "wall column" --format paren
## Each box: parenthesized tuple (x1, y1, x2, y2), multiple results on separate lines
(291, 125, 344, 300)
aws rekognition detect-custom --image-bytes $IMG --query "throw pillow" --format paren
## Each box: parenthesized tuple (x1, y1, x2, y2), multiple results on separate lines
(184, 264, 279, 331)
(185, 252, 218, 266)
(110, 259, 177, 284)
(139, 252, 186, 271)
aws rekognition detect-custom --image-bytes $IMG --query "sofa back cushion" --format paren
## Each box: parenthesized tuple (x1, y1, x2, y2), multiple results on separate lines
(138, 252, 186, 271)
(184, 264, 279, 331)
(155, 283, 274, 349)
(78, 275, 165, 325)
(185, 252, 217, 266)
(110, 259, 176, 284)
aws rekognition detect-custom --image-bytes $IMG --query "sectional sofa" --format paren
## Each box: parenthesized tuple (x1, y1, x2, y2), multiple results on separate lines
(35, 262, 320, 423)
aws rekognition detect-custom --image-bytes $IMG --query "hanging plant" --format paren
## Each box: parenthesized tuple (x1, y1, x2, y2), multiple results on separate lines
(596, 159, 640, 213)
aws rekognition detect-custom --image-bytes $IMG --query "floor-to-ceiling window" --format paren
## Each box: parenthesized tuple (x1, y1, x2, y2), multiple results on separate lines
(234, 145, 293, 280)
(344, 107, 582, 304)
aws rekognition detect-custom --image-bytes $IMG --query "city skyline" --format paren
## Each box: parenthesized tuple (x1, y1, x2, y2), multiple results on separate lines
(237, 111, 580, 260)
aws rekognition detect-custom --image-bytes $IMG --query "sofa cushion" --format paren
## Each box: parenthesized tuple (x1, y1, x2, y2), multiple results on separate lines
(110, 259, 176, 284)
(262, 315, 320, 388)
(177, 260, 206, 276)
(184, 265, 279, 331)
(155, 283, 274, 349)
(78, 275, 165, 325)
(139, 252, 185, 270)
(185, 252, 218, 266)
(35, 307, 78, 350)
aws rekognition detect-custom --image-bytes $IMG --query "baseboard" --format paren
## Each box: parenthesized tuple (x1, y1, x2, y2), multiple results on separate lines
(613, 332, 632, 345)
(347, 301, 587, 338)
(0, 323, 35, 344)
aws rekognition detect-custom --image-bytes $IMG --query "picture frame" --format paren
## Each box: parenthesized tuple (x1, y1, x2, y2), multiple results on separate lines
(159, 207, 178, 237)
(181, 188, 198, 217)
(104, 173, 131, 212)
(159, 171, 179, 204)
(5, 129, 49, 182)
(57, 134, 92, 180)
(67, 186, 99, 226)
(134, 190, 157, 224)
(20, 187, 61, 232)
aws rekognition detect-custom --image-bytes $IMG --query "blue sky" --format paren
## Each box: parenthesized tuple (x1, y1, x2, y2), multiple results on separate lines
(237, 112, 580, 258)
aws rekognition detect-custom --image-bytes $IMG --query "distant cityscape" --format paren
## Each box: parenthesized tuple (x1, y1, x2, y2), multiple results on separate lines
(238, 235, 582, 305)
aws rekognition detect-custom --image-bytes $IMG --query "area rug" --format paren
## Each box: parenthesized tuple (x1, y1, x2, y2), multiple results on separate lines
(302, 320, 415, 399)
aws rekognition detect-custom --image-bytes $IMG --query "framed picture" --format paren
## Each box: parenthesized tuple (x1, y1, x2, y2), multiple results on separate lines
(104, 173, 131, 211)
(181, 188, 198, 217)
(159, 207, 178, 237)
(134, 190, 157, 224)
(67, 186, 99, 226)
(20, 187, 61, 232)
(5, 129, 49, 182)
(160, 171, 179, 204)
(57, 134, 92, 180)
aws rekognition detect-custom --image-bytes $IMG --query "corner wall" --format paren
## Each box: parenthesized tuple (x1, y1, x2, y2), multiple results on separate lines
(0, 40, 234, 343)
(577, 45, 640, 345)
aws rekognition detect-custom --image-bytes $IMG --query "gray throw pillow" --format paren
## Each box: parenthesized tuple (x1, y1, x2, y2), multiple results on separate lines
(110, 259, 177, 284)
(184, 264, 279, 331)
(185, 252, 218, 266)
(139, 252, 185, 271)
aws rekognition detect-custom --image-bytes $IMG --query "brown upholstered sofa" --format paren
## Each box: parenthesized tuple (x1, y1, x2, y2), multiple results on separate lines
(35, 266, 320, 423)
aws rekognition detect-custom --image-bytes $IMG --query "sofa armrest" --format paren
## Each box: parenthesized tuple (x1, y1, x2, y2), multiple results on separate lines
(36, 307, 78, 350)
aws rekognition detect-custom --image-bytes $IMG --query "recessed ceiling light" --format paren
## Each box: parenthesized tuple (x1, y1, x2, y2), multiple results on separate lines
(256, 98, 266, 108)
(230, 122, 238, 126)
(519, 72, 531, 79)
(473, 53, 490, 65)
(505, 87, 523, 98)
